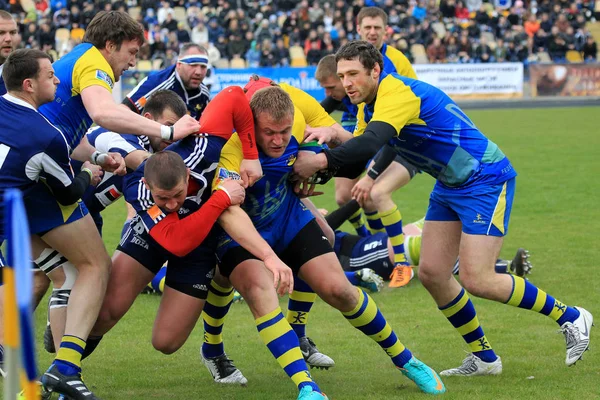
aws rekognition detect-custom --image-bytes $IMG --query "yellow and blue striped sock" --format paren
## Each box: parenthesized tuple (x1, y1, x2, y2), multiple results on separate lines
(202, 280, 234, 358)
(286, 278, 317, 339)
(440, 288, 497, 362)
(506, 275, 580, 326)
(348, 209, 370, 237)
(343, 288, 413, 367)
(365, 210, 386, 234)
(54, 335, 86, 375)
(257, 308, 320, 392)
(379, 206, 408, 265)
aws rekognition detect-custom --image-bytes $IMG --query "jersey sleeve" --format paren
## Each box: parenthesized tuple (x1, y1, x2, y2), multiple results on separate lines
(353, 103, 367, 137)
(211, 134, 244, 191)
(89, 130, 142, 158)
(396, 53, 417, 79)
(199, 86, 257, 160)
(370, 77, 421, 135)
(122, 72, 158, 113)
(282, 83, 336, 128)
(72, 46, 115, 94)
(34, 134, 75, 191)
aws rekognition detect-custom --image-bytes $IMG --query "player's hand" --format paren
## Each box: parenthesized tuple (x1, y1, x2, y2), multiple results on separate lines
(293, 151, 326, 180)
(82, 161, 104, 186)
(304, 126, 336, 145)
(219, 179, 246, 205)
(173, 115, 200, 140)
(293, 179, 323, 198)
(240, 158, 263, 188)
(263, 253, 294, 296)
(97, 152, 126, 176)
(352, 175, 375, 207)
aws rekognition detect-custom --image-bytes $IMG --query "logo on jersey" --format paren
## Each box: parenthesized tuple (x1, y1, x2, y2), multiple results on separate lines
(147, 204, 164, 223)
(473, 213, 487, 224)
(95, 184, 122, 207)
(95, 70, 114, 89)
(286, 154, 297, 166)
(216, 168, 241, 184)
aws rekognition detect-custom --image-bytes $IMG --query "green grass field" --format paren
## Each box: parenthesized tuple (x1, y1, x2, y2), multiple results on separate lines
(8, 106, 600, 399)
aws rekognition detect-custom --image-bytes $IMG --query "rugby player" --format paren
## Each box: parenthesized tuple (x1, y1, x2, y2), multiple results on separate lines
(293, 41, 593, 375)
(123, 43, 211, 119)
(314, 7, 419, 287)
(0, 49, 105, 399)
(209, 86, 446, 399)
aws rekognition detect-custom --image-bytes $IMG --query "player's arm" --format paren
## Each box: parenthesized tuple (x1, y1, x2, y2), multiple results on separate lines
(88, 129, 149, 171)
(40, 135, 100, 205)
(147, 186, 238, 257)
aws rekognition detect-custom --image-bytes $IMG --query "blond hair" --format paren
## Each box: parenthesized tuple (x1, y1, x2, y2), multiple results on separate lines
(250, 86, 295, 123)
(315, 54, 338, 82)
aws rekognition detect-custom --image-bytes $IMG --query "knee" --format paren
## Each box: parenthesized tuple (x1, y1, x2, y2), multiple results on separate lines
(335, 190, 352, 207)
(320, 281, 358, 311)
(369, 183, 389, 207)
(459, 270, 492, 298)
(152, 334, 182, 355)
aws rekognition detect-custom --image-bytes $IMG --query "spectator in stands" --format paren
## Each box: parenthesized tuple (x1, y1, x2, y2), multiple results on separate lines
(273, 37, 290, 66)
(306, 39, 322, 65)
(227, 33, 247, 60)
(245, 40, 260, 67)
(207, 17, 224, 43)
(457, 35, 473, 63)
(215, 35, 228, 59)
(466, 0, 482, 12)
(53, 5, 70, 28)
(524, 13, 540, 37)
(37, 22, 54, 48)
(548, 26, 568, 62)
(455, 0, 470, 19)
(494, 38, 507, 62)
(412, 1, 427, 22)
(144, 8, 158, 28)
(192, 21, 208, 46)
(475, 4, 490, 26)
(177, 21, 190, 43)
(474, 35, 494, 63)
(582, 35, 597, 62)
(157, 0, 173, 25)
(161, 13, 178, 32)
(427, 36, 447, 63)
(81, 2, 95, 27)
(540, 12, 553, 32)
(70, 5, 81, 26)
(445, 35, 459, 62)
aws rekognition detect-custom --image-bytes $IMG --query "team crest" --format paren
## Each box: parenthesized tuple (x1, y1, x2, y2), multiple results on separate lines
(287, 154, 297, 166)
(95, 70, 114, 89)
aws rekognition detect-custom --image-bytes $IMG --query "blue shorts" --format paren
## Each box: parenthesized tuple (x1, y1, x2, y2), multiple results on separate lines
(335, 232, 394, 279)
(117, 213, 218, 299)
(426, 178, 516, 236)
(24, 184, 88, 236)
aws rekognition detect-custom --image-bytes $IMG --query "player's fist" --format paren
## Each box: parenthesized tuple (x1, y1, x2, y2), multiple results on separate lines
(173, 115, 200, 140)
(219, 179, 246, 206)
(81, 161, 104, 186)
(240, 158, 263, 188)
(96, 152, 126, 176)
(263, 253, 294, 296)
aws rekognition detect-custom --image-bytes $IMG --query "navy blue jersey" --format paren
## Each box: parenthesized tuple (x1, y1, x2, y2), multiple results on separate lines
(0, 95, 78, 238)
(124, 65, 210, 119)
(0, 64, 6, 95)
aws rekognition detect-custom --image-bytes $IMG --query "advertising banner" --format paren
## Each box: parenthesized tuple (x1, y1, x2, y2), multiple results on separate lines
(529, 63, 600, 97)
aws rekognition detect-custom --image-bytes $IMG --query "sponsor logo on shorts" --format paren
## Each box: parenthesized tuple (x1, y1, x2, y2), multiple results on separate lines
(130, 235, 149, 250)
(193, 284, 208, 291)
(364, 240, 383, 251)
(473, 213, 487, 224)
(206, 270, 214, 279)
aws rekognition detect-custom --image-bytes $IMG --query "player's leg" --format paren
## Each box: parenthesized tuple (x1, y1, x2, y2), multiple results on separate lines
(369, 157, 417, 288)
(287, 220, 445, 395)
(220, 247, 324, 397)
(417, 196, 502, 377)
(335, 177, 369, 236)
(457, 179, 591, 367)
(38, 212, 110, 399)
(200, 267, 248, 385)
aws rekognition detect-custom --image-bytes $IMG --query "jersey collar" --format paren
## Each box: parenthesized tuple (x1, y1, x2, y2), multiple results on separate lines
(3, 93, 38, 112)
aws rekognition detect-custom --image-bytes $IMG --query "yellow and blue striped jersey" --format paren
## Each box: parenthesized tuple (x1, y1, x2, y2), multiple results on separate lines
(213, 84, 335, 227)
(39, 43, 115, 152)
(355, 72, 516, 188)
(381, 43, 417, 79)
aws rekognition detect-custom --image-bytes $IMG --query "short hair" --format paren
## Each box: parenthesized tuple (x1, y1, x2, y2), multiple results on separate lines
(179, 43, 207, 55)
(142, 90, 187, 120)
(0, 10, 15, 20)
(144, 151, 188, 190)
(356, 7, 388, 27)
(84, 11, 144, 50)
(315, 54, 338, 81)
(2, 49, 52, 92)
(249, 86, 294, 123)
(335, 41, 383, 73)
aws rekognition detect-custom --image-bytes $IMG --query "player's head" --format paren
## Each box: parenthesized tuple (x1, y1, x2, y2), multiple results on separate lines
(243, 74, 277, 100)
(176, 43, 209, 90)
(315, 54, 346, 101)
(84, 11, 145, 82)
(2, 49, 59, 107)
(0, 11, 18, 65)
(142, 90, 187, 151)
(335, 41, 382, 105)
(249, 86, 295, 158)
(356, 7, 388, 50)
(143, 150, 190, 213)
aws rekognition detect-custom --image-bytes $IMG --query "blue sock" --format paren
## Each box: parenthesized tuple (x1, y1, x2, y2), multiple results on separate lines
(345, 271, 361, 286)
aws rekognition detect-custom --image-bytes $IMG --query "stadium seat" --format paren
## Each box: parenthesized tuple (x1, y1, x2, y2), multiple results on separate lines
(481, 31, 495, 45)
(431, 22, 446, 38)
(54, 28, 70, 51)
(213, 58, 230, 69)
(537, 51, 552, 63)
(128, 6, 141, 20)
(566, 50, 583, 63)
(289, 45, 305, 60)
(410, 44, 426, 57)
(173, 7, 188, 29)
(136, 60, 153, 71)
(230, 57, 246, 68)
(152, 58, 163, 70)
(291, 57, 308, 67)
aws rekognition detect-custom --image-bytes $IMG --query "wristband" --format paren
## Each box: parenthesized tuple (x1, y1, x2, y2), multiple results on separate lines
(90, 151, 108, 165)
(160, 125, 174, 141)
(367, 168, 379, 180)
(82, 167, 93, 180)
